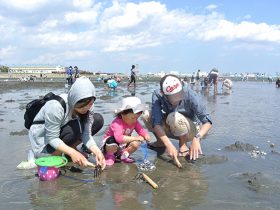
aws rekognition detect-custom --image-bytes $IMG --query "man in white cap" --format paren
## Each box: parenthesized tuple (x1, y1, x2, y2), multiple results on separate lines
(143, 74, 212, 162)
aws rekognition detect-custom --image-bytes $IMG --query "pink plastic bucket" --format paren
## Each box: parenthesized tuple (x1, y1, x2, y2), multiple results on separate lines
(37, 166, 60, 181)
(35, 156, 68, 181)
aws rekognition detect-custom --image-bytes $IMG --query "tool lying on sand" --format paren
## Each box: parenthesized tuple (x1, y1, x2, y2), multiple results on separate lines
(135, 172, 158, 189)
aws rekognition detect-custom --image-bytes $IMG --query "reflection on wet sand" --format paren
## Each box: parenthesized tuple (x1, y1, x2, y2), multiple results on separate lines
(28, 177, 100, 209)
(99, 159, 208, 209)
(152, 158, 208, 209)
(231, 172, 280, 193)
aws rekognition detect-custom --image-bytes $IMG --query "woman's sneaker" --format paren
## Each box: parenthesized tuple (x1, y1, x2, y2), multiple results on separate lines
(105, 154, 115, 166)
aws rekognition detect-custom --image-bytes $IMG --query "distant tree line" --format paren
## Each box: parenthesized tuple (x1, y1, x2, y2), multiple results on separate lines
(0, 65, 9, 72)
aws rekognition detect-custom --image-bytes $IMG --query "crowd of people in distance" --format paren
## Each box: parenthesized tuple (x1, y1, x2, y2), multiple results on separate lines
(66, 66, 80, 85)
(188, 68, 233, 93)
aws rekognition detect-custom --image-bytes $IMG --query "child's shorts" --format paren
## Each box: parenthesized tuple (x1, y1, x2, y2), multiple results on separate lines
(102, 136, 127, 158)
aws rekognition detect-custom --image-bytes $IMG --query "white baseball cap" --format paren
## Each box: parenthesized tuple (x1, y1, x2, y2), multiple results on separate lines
(115, 96, 147, 114)
(160, 75, 183, 105)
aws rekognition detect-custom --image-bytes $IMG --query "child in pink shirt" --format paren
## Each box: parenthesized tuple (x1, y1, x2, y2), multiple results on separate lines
(102, 97, 151, 166)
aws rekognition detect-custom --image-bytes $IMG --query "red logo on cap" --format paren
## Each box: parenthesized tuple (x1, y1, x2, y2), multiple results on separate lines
(166, 83, 180, 93)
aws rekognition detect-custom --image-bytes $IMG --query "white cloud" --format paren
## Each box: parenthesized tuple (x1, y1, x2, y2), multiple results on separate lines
(1, 0, 280, 70)
(28, 50, 93, 64)
(65, 10, 99, 24)
(0, 15, 24, 42)
(1, 0, 49, 11)
(103, 32, 161, 52)
(0, 46, 17, 60)
(100, 1, 166, 30)
(244, 14, 251, 19)
(230, 43, 275, 51)
(36, 32, 80, 46)
(38, 19, 59, 32)
(3, 0, 279, 52)
(63, 2, 102, 25)
(205, 4, 218, 11)
(33, 30, 99, 50)
(188, 18, 280, 43)
(73, 0, 94, 9)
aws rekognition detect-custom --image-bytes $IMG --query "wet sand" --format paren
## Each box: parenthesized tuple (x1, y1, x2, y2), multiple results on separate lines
(0, 79, 280, 210)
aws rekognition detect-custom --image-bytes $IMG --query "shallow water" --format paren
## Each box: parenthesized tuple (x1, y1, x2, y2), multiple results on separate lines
(0, 80, 280, 210)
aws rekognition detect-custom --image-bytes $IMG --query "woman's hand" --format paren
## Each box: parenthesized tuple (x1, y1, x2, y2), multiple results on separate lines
(89, 145, 106, 170)
(189, 138, 203, 160)
(94, 151, 106, 170)
(70, 150, 89, 166)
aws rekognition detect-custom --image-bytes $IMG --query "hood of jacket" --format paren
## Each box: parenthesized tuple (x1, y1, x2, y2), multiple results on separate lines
(67, 76, 96, 111)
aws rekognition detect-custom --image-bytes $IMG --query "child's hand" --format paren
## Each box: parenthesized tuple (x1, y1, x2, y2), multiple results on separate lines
(137, 136, 145, 142)
(144, 134, 151, 142)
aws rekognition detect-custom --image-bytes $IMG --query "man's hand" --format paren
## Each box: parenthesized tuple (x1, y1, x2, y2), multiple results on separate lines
(189, 138, 202, 160)
(154, 125, 182, 168)
(165, 142, 182, 168)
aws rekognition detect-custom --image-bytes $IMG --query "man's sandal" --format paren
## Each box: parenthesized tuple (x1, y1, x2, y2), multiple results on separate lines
(178, 150, 190, 157)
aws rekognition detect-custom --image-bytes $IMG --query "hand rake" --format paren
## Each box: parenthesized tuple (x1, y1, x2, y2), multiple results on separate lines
(85, 160, 102, 178)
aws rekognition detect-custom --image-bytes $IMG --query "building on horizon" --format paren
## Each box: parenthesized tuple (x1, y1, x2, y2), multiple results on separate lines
(8, 65, 66, 74)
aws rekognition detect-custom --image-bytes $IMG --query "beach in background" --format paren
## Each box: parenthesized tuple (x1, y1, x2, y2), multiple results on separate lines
(0, 78, 280, 210)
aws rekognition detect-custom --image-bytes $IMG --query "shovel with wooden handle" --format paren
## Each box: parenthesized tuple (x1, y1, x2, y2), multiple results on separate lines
(142, 173, 158, 189)
(135, 172, 158, 189)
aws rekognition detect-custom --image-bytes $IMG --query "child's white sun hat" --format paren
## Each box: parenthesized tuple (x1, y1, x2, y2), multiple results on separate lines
(115, 96, 147, 114)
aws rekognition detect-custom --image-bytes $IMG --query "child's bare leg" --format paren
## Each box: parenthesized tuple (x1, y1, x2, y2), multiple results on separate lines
(126, 141, 140, 154)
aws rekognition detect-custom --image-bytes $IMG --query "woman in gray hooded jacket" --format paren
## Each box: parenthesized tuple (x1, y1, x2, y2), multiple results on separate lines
(29, 76, 105, 168)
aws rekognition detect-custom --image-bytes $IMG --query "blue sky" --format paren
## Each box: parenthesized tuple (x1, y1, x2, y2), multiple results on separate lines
(0, 0, 279, 75)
